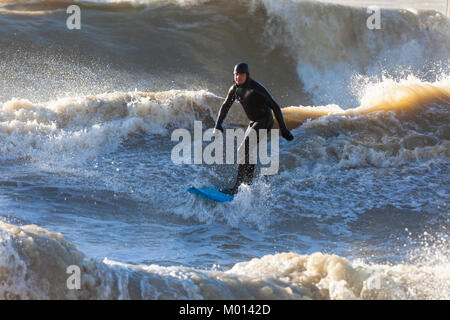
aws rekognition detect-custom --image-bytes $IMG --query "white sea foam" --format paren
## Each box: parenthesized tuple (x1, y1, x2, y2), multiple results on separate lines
(1, 221, 448, 299)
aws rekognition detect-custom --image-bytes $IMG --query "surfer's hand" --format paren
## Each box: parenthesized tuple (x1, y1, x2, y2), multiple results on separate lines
(281, 128, 294, 141)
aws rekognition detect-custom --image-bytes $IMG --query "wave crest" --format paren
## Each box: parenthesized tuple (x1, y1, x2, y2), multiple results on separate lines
(1, 220, 448, 299)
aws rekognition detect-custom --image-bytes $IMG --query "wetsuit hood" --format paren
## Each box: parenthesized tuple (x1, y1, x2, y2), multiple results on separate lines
(234, 62, 250, 87)
(234, 62, 249, 75)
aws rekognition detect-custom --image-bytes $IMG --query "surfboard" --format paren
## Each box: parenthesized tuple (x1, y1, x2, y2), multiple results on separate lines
(187, 186, 234, 202)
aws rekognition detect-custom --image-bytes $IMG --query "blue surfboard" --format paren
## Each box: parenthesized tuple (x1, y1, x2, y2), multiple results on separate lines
(187, 186, 234, 202)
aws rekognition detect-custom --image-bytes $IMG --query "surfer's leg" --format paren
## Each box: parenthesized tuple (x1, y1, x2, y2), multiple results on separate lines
(220, 122, 254, 195)
(221, 117, 273, 195)
(221, 164, 250, 195)
(241, 116, 273, 185)
(244, 164, 255, 184)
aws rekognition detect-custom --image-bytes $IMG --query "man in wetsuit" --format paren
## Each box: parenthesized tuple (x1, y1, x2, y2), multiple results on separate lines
(214, 62, 294, 195)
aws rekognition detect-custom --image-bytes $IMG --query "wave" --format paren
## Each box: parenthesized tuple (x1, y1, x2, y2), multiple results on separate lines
(0, 0, 448, 300)
(0, 0, 448, 107)
(256, 0, 450, 105)
(0, 0, 211, 11)
(0, 220, 448, 299)
(1, 76, 448, 167)
(1, 0, 447, 11)
(282, 76, 449, 126)
(0, 0, 208, 6)
(0, 90, 227, 165)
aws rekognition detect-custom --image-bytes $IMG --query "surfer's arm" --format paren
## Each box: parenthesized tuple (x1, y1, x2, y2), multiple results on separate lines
(257, 85, 293, 140)
(215, 85, 236, 132)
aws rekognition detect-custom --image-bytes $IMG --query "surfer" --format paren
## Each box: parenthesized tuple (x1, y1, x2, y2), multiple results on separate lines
(214, 62, 294, 195)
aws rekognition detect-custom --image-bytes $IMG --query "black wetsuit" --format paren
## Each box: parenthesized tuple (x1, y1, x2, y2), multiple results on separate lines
(215, 76, 293, 194)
